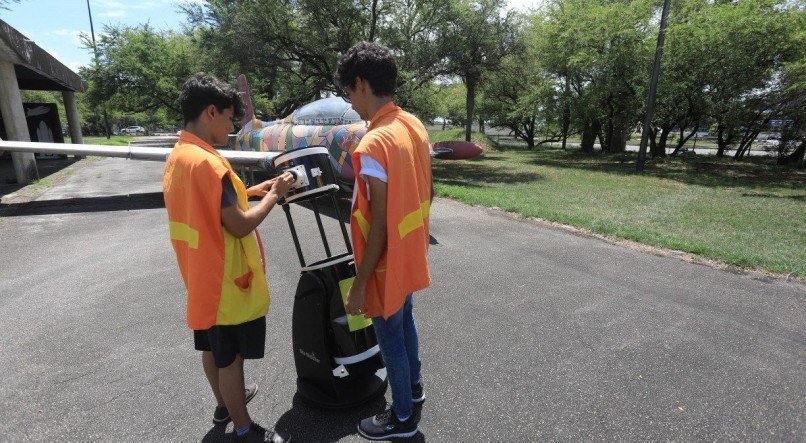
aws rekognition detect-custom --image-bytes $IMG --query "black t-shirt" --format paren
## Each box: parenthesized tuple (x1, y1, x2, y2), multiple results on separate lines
(221, 175, 237, 208)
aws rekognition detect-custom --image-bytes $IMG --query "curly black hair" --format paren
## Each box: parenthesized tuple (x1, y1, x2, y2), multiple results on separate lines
(334, 41, 397, 97)
(179, 72, 245, 125)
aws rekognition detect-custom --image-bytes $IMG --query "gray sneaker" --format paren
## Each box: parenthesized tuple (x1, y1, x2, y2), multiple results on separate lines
(233, 422, 291, 443)
(357, 409, 418, 440)
(212, 383, 259, 425)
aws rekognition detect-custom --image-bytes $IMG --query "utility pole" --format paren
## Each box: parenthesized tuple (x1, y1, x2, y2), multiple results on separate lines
(636, 0, 672, 172)
(86, 0, 111, 139)
(87, 0, 97, 53)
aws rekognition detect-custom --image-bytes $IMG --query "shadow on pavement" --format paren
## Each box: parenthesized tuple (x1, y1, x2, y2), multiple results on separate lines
(262, 392, 426, 442)
(200, 424, 229, 443)
(0, 192, 165, 216)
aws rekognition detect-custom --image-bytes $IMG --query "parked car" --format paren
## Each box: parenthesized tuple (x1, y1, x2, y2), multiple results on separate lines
(121, 126, 146, 135)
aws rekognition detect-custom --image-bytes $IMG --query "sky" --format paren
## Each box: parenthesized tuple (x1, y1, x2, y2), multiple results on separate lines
(0, 0, 541, 74)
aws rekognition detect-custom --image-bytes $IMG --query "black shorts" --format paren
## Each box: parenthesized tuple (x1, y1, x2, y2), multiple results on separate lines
(193, 316, 266, 368)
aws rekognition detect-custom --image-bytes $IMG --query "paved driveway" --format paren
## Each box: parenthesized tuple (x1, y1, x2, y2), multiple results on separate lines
(0, 158, 803, 442)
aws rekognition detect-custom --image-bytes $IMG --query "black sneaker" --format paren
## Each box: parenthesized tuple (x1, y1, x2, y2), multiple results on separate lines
(357, 409, 418, 440)
(412, 382, 425, 404)
(233, 422, 291, 443)
(213, 383, 259, 425)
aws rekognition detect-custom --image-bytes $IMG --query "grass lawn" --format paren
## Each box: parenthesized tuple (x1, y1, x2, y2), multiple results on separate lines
(430, 129, 805, 278)
(66, 135, 134, 146)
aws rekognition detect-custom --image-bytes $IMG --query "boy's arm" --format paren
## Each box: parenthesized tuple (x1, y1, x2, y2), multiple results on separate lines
(221, 172, 294, 238)
(345, 176, 388, 315)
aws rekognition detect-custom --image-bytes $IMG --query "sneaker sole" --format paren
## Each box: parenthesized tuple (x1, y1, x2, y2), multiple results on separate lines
(413, 394, 425, 404)
(356, 425, 418, 440)
(212, 384, 259, 425)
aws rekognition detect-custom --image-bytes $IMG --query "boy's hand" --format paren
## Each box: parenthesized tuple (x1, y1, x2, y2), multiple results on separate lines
(345, 282, 367, 316)
(247, 178, 277, 197)
(268, 172, 295, 198)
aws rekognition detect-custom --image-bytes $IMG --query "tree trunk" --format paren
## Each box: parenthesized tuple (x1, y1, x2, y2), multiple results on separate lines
(103, 107, 111, 139)
(561, 76, 571, 150)
(651, 125, 670, 158)
(368, 0, 379, 41)
(464, 76, 476, 143)
(580, 119, 598, 153)
(778, 140, 806, 167)
(671, 124, 699, 156)
(610, 129, 628, 154)
(602, 118, 613, 153)
(597, 125, 606, 153)
(716, 123, 727, 157)
(605, 115, 628, 154)
(655, 127, 670, 157)
(478, 115, 485, 134)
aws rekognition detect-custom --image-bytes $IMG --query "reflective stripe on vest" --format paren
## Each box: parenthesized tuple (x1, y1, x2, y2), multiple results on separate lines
(353, 208, 371, 240)
(398, 200, 430, 239)
(169, 221, 199, 249)
(355, 199, 430, 241)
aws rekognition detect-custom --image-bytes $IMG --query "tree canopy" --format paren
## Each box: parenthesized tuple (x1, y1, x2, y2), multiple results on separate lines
(74, 0, 804, 165)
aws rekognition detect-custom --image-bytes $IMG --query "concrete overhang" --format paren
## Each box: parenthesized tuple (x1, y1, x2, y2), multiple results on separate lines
(0, 18, 86, 92)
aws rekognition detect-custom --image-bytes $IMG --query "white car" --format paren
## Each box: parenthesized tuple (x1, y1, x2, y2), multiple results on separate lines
(121, 126, 146, 135)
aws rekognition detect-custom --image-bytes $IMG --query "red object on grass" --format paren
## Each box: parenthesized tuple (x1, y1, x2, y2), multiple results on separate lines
(431, 141, 484, 160)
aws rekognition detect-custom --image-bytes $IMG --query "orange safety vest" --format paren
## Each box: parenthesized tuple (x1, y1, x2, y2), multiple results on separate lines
(163, 131, 270, 330)
(351, 102, 432, 319)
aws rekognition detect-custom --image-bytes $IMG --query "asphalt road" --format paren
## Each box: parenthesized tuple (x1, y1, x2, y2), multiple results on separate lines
(0, 158, 804, 442)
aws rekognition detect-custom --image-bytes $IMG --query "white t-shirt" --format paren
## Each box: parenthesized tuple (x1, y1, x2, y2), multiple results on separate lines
(351, 154, 387, 206)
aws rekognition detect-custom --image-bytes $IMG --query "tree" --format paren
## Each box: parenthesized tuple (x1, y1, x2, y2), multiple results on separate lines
(696, 0, 801, 157)
(483, 48, 561, 149)
(437, 83, 469, 128)
(81, 24, 200, 129)
(533, 0, 654, 154)
(381, 0, 455, 116)
(776, 52, 806, 167)
(443, 0, 519, 142)
(183, 0, 451, 119)
(649, 0, 710, 157)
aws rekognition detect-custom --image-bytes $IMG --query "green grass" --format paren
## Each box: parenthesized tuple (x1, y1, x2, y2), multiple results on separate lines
(66, 136, 134, 146)
(430, 131, 806, 277)
(29, 178, 53, 189)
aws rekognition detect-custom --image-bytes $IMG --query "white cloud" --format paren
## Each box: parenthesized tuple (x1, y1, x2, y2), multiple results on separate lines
(99, 10, 126, 18)
(100, 1, 126, 8)
(44, 29, 84, 46)
(131, 1, 161, 9)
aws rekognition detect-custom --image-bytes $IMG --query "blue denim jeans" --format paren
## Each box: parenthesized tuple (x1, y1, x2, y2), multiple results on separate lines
(372, 294, 422, 421)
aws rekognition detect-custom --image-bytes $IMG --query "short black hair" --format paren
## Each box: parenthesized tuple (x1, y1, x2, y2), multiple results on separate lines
(334, 41, 397, 97)
(179, 72, 244, 125)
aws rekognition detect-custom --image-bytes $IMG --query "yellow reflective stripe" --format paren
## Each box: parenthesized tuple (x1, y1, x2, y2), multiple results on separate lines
(353, 209, 370, 240)
(398, 200, 430, 239)
(169, 221, 199, 249)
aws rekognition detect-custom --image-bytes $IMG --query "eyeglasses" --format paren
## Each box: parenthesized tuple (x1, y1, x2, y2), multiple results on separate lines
(340, 87, 353, 104)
